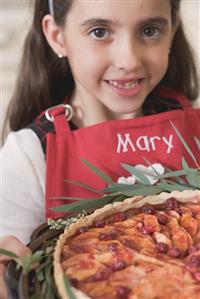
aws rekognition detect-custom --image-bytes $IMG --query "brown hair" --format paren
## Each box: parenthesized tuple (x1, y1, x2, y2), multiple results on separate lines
(3, 0, 199, 136)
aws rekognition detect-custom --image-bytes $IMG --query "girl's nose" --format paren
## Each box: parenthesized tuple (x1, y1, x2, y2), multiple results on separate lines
(112, 37, 143, 72)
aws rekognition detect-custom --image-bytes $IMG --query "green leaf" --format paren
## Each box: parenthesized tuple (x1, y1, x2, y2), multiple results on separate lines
(51, 196, 103, 201)
(21, 255, 32, 274)
(121, 163, 151, 185)
(64, 179, 102, 194)
(122, 185, 163, 196)
(81, 158, 113, 184)
(163, 167, 187, 184)
(157, 170, 186, 179)
(36, 269, 44, 282)
(158, 182, 192, 192)
(44, 260, 55, 299)
(170, 121, 198, 166)
(101, 183, 145, 193)
(51, 195, 115, 213)
(31, 250, 44, 262)
(181, 157, 200, 187)
(0, 248, 19, 259)
(64, 275, 77, 299)
(194, 136, 200, 150)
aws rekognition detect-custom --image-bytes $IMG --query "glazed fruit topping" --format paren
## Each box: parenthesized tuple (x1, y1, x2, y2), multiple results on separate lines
(155, 242, 169, 254)
(109, 242, 118, 252)
(113, 212, 126, 222)
(165, 197, 179, 210)
(89, 269, 110, 282)
(121, 239, 137, 250)
(140, 224, 155, 235)
(78, 226, 88, 234)
(157, 213, 168, 225)
(116, 286, 131, 299)
(142, 205, 155, 215)
(95, 219, 105, 227)
(99, 231, 117, 241)
(112, 259, 127, 271)
(185, 255, 200, 273)
(168, 247, 181, 258)
(188, 246, 198, 254)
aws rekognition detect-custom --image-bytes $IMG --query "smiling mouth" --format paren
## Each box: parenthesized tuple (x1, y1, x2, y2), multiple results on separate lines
(107, 79, 141, 90)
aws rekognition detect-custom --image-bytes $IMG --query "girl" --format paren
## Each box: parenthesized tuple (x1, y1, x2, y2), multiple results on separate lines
(0, 0, 199, 297)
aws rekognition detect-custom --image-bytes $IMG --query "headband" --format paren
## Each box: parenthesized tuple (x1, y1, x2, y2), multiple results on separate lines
(48, 0, 54, 15)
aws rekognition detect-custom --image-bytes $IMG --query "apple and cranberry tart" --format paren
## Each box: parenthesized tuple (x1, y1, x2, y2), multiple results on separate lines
(54, 190, 200, 299)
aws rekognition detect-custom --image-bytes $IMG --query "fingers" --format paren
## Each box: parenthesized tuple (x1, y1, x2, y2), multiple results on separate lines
(0, 263, 7, 299)
(0, 236, 32, 299)
(0, 236, 31, 263)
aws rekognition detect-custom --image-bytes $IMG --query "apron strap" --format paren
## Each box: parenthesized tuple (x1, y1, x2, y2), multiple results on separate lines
(156, 85, 192, 109)
(45, 104, 73, 134)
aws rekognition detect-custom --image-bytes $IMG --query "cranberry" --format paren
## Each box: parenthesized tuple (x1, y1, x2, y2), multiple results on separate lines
(185, 264, 199, 274)
(99, 231, 117, 241)
(116, 286, 131, 299)
(157, 214, 168, 225)
(188, 246, 198, 255)
(185, 255, 200, 273)
(196, 243, 200, 250)
(70, 278, 78, 287)
(142, 205, 155, 215)
(90, 270, 110, 282)
(187, 255, 200, 267)
(95, 219, 105, 228)
(179, 250, 188, 258)
(109, 242, 118, 252)
(168, 247, 181, 258)
(155, 242, 169, 254)
(78, 226, 88, 233)
(112, 260, 127, 271)
(113, 212, 126, 222)
(74, 245, 85, 253)
(164, 197, 179, 210)
(141, 225, 155, 235)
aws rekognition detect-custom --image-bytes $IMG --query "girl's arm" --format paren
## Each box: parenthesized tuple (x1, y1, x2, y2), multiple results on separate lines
(0, 129, 46, 243)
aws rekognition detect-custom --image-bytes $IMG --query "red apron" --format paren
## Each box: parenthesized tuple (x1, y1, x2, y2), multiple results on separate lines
(45, 86, 200, 219)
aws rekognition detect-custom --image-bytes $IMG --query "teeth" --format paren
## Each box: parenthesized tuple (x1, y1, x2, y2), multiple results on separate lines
(109, 80, 139, 89)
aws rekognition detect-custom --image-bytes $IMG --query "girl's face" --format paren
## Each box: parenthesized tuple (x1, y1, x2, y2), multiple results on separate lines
(61, 0, 176, 123)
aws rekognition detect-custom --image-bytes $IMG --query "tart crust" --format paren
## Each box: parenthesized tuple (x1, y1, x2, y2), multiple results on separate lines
(54, 190, 200, 299)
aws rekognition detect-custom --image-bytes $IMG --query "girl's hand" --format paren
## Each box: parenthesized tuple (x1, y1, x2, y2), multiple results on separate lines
(0, 236, 31, 299)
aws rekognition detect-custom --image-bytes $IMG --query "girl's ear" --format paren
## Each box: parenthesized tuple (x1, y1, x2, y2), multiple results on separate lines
(42, 15, 67, 57)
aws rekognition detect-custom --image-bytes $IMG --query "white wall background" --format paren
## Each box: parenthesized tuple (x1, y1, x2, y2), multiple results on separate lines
(0, 0, 200, 140)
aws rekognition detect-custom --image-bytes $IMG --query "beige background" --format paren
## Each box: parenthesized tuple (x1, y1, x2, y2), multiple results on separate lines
(1, 0, 200, 140)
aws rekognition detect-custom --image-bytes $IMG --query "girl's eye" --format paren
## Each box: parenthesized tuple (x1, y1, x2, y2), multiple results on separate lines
(89, 28, 109, 40)
(143, 26, 161, 39)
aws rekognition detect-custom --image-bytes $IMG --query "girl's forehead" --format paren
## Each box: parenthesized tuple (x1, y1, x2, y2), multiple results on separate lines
(68, 0, 171, 23)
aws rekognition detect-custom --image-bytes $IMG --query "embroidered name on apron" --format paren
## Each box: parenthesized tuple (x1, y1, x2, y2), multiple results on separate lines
(117, 133, 173, 154)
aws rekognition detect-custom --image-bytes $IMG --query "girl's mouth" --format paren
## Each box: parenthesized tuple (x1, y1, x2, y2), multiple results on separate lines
(105, 79, 144, 97)
(108, 79, 140, 89)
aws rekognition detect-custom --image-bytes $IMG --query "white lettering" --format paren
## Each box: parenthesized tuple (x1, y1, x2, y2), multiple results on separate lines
(136, 136, 150, 152)
(116, 133, 174, 154)
(163, 134, 174, 154)
(117, 133, 136, 153)
(149, 136, 161, 151)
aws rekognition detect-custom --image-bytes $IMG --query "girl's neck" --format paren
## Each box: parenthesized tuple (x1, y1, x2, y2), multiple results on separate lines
(69, 90, 143, 129)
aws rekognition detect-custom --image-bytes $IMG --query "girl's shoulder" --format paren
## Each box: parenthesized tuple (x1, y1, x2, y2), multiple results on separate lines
(2, 128, 45, 158)
(1, 129, 46, 174)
